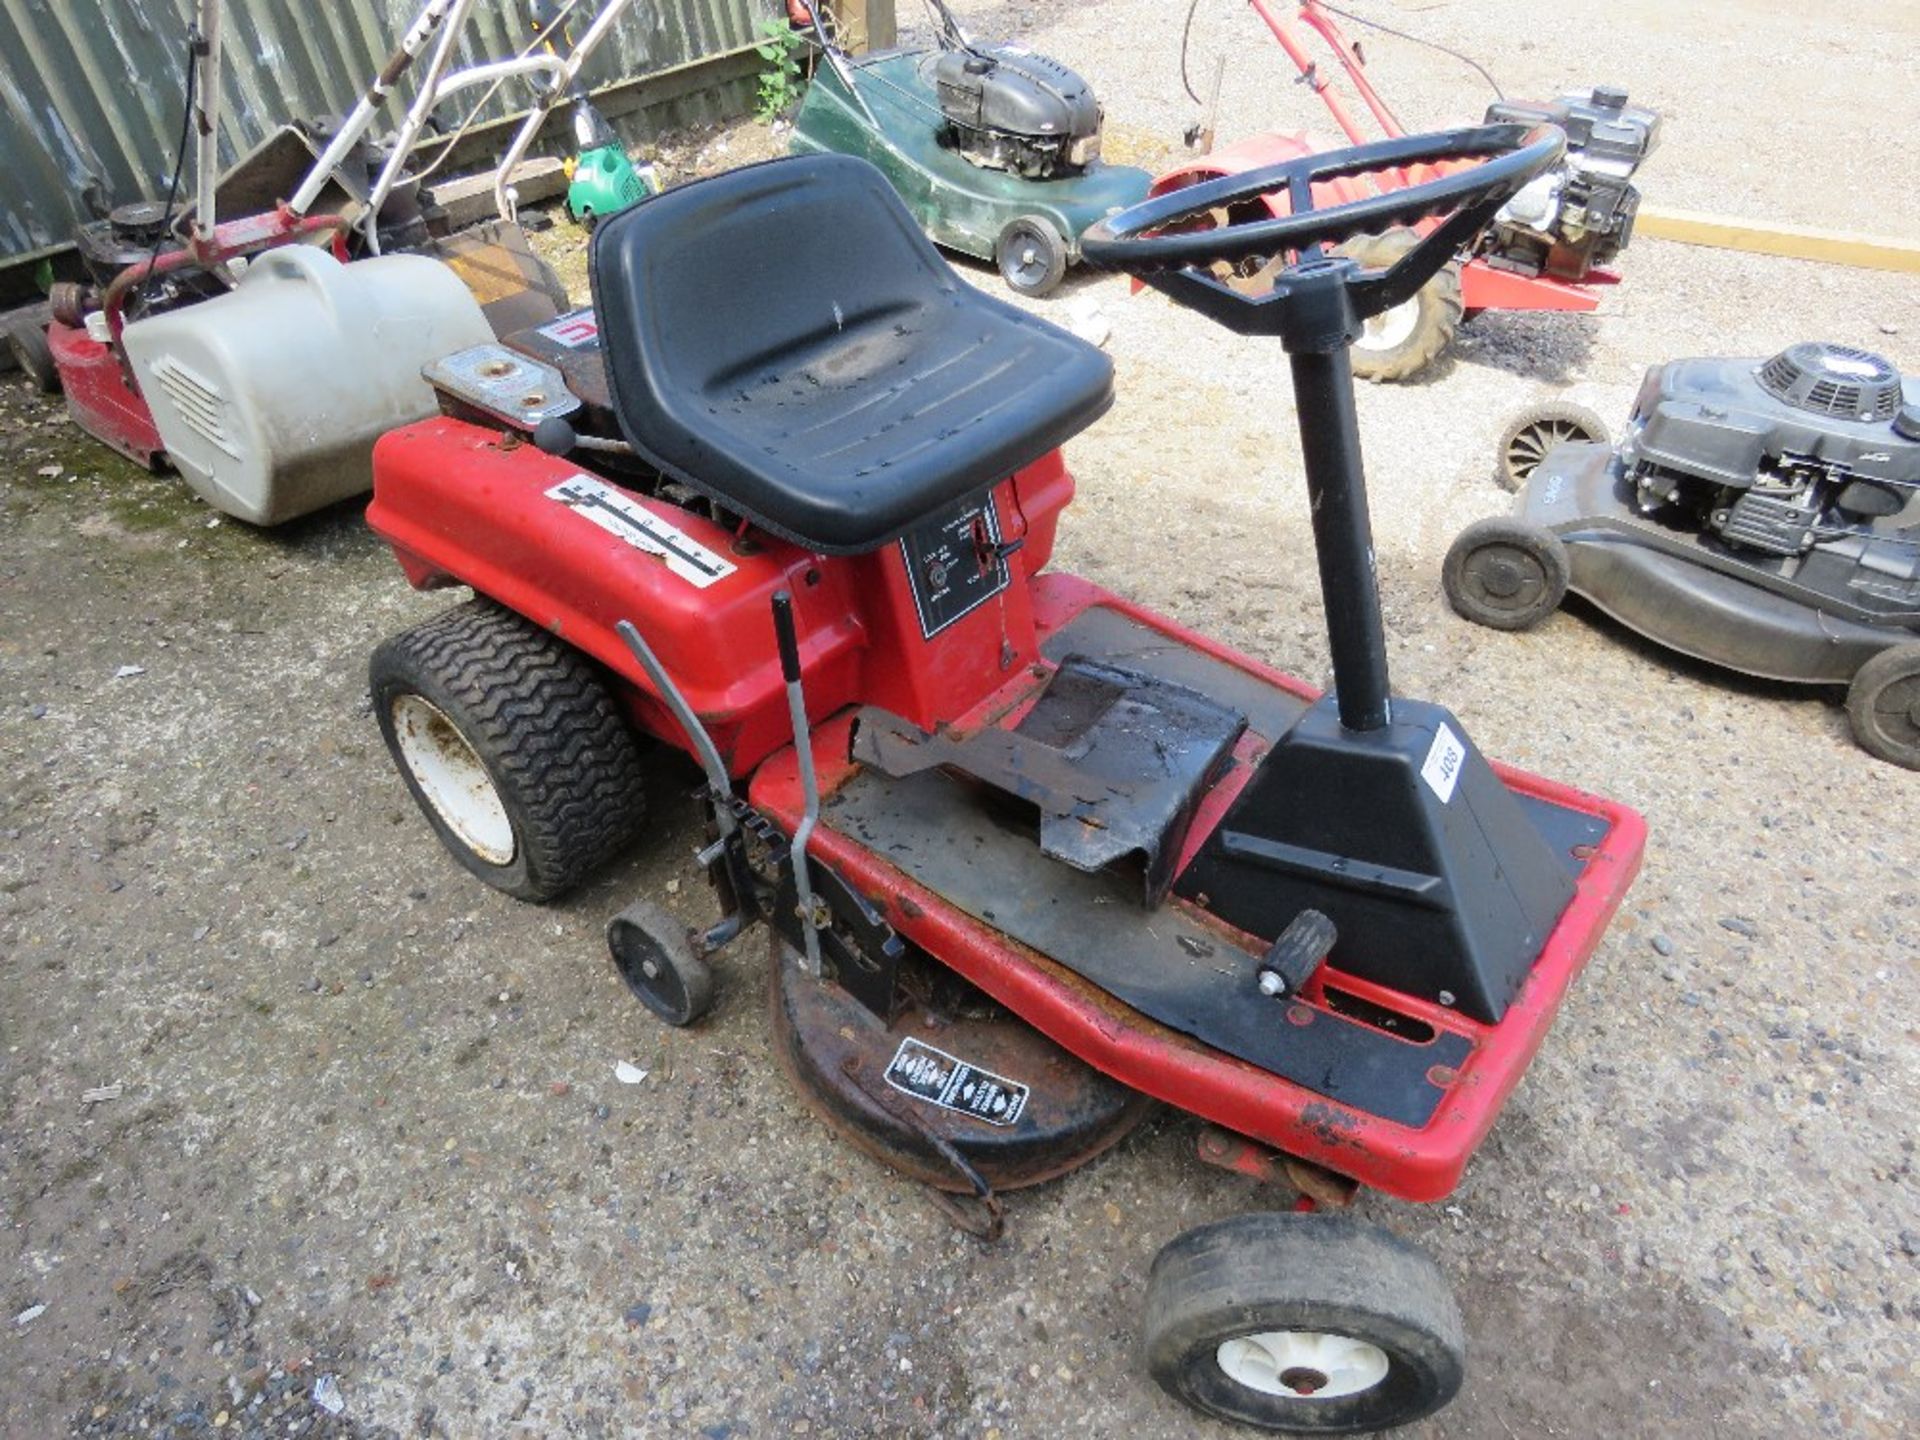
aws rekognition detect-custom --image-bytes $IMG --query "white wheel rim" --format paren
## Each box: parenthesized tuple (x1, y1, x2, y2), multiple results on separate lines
(391, 694, 515, 865)
(1215, 1330, 1391, 1400)
(1355, 298, 1420, 353)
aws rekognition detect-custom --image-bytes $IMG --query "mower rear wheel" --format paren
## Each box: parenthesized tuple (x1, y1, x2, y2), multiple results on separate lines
(1335, 230, 1461, 383)
(1442, 518, 1569, 631)
(608, 899, 714, 1025)
(1845, 643, 1920, 771)
(6, 316, 59, 394)
(1496, 400, 1609, 492)
(1144, 1212, 1465, 1433)
(370, 600, 648, 902)
(995, 215, 1069, 298)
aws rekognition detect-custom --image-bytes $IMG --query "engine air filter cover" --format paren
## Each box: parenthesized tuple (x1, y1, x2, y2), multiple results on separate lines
(1757, 343, 1902, 422)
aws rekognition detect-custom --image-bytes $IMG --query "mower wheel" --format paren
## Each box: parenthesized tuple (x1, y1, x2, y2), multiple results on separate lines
(1144, 1211, 1465, 1433)
(995, 215, 1069, 298)
(1496, 400, 1610, 492)
(1334, 229, 1461, 383)
(370, 600, 648, 902)
(1845, 643, 1920, 771)
(6, 316, 59, 395)
(1442, 518, 1569, 631)
(608, 899, 714, 1026)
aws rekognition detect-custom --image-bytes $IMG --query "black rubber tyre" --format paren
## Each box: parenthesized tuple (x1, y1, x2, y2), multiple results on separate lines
(1442, 518, 1570, 631)
(1144, 1212, 1466, 1433)
(1846, 643, 1920, 771)
(6, 316, 59, 394)
(1495, 400, 1610, 492)
(995, 215, 1069, 297)
(1335, 229, 1462, 383)
(370, 600, 648, 902)
(608, 899, 714, 1026)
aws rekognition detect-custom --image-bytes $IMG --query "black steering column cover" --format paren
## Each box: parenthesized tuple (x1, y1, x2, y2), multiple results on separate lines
(589, 154, 1115, 555)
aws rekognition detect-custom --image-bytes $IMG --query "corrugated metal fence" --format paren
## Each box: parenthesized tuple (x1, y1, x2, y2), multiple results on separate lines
(0, 0, 768, 267)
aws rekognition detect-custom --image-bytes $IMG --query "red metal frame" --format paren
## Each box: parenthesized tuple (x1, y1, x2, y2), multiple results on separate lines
(372, 416, 1646, 1204)
(1152, 0, 1617, 315)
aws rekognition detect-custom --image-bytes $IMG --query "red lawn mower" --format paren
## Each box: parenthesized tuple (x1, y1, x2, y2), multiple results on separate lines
(1154, 0, 1659, 380)
(364, 126, 1644, 1430)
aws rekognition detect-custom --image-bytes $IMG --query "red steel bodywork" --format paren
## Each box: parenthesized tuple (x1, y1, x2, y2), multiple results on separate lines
(47, 321, 167, 469)
(370, 414, 1646, 1205)
(1151, 0, 1621, 315)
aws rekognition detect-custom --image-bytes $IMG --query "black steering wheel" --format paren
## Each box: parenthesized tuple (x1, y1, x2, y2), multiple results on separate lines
(1080, 124, 1565, 349)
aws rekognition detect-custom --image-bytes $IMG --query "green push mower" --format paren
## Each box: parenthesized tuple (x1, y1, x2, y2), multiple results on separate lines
(787, 0, 1151, 296)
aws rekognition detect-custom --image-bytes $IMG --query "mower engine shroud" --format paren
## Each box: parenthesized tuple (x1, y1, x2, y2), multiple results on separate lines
(929, 44, 1103, 178)
(1482, 86, 1658, 281)
(1627, 343, 1920, 561)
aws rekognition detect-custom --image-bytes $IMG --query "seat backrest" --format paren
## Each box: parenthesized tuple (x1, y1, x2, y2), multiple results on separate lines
(592, 153, 962, 449)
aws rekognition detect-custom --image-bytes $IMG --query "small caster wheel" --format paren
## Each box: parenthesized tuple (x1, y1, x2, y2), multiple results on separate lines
(1496, 400, 1609, 491)
(1442, 517, 1570, 631)
(1846, 642, 1920, 770)
(608, 899, 714, 1026)
(6, 316, 59, 395)
(995, 214, 1068, 298)
(1143, 1212, 1466, 1433)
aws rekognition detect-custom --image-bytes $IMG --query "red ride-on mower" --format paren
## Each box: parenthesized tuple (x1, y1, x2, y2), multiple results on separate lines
(365, 130, 1644, 1430)
(1155, 0, 1659, 380)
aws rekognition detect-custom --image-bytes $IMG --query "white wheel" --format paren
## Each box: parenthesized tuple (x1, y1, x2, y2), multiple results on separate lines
(1215, 1330, 1392, 1401)
(389, 693, 515, 865)
(1354, 299, 1421, 356)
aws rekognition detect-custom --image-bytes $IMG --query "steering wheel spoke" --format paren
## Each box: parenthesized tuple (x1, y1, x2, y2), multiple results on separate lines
(1081, 121, 1565, 349)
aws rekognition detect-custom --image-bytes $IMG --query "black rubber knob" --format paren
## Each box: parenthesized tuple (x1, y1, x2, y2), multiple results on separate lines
(532, 415, 578, 457)
(771, 590, 803, 683)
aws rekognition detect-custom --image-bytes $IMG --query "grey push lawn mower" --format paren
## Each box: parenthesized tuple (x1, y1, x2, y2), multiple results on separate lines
(1444, 342, 1920, 768)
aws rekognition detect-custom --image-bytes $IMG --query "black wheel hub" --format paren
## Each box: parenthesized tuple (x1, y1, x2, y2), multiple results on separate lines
(1467, 545, 1544, 605)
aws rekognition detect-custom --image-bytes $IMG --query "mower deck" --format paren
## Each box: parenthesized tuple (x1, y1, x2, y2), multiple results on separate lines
(749, 574, 1644, 1202)
(1526, 443, 1905, 683)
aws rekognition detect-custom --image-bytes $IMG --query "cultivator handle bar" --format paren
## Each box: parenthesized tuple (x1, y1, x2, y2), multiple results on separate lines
(1081, 122, 1562, 350)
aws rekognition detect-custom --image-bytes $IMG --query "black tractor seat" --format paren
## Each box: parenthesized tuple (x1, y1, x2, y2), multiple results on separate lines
(589, 154, 1115, 554)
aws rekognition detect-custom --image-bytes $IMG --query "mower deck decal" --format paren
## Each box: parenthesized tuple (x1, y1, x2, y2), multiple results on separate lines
(884, 1037, 1029, 1127)
(547, 477, 736, 589)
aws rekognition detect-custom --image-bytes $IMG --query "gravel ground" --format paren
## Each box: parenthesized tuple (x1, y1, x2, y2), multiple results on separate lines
(3, 2, 1917, 1437)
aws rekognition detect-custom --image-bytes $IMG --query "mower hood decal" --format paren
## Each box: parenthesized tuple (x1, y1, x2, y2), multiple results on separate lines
(546, 475, 737, 589)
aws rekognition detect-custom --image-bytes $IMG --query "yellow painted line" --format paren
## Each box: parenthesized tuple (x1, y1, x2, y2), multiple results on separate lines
(1636, 205, 1920, 274)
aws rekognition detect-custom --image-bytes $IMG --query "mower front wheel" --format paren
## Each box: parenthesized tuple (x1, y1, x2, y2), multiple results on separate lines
(6, 315, 59, 395)
(1442, 518, 1570, 631)
(1845, 643, 1920, 770)
(1335, 230, 1461, 383)
(1144, 1212, 1465, 1433)
(1496, 400, 1610, 492)
(608, 899, 714, 1026)
(995, 215, 1069, 298)
(370, 600, 649, 902)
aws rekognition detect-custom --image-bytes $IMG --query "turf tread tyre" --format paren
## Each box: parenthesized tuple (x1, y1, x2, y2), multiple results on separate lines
(1144, 1212, 1465, 1433)
(371, 600, 647, 902)
(1336, 229, 1462, 384)
(1442, 517, 1570, 631)
(1845, 643, 1920, 771)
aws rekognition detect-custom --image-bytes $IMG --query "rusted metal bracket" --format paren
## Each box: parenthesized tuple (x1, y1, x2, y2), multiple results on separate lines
(1195, 1124, 1359, 1209)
